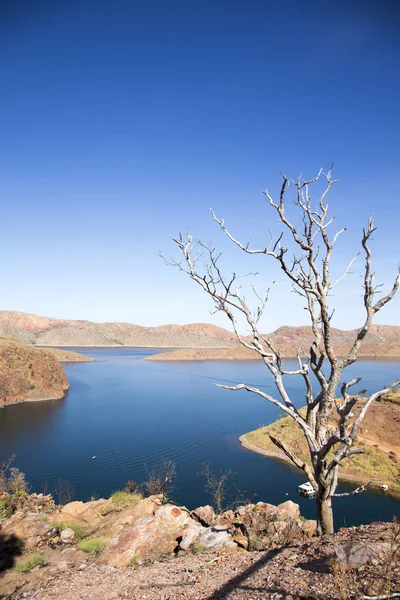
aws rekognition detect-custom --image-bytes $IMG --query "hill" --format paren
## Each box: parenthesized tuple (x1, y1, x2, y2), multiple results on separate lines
(148, 324, 400, 360)
(0, 338, 91, 407)
(1, 311, 400, 358)
(0, 311, 236, 348)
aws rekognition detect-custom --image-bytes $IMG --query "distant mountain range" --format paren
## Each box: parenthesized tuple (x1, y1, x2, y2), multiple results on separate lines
(0, 311, 236, 348)
(0, 311, 400, 358)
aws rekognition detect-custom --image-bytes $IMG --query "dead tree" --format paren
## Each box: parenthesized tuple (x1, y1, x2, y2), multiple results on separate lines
(167, 168, 400, 535)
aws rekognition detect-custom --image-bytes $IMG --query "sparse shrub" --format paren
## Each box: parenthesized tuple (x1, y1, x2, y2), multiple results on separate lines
(198, 463, 233, 514)
(78, 539, 106, 555)
(111, 490, 142, 507)
(0, 455, 29, 495)
(191, 544, 207, 555)
(67, 522, 88, 539)
(53, 521, 88, 540)
(130, 554, 140, 567)
(15, 553, 45, 573)
(54, 478, 74, 505)
(124, 479, 138, 494)
(0, 457, 31, 517)
(144, 460, 176, 500)
(299, 515, 307, 523)
(100, 491, 142, 515)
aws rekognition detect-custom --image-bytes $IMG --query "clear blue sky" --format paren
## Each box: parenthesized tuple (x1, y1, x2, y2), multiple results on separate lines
(1, 0, 399, 331)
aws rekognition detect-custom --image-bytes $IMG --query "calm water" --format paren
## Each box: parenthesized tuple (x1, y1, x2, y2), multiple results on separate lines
(0, 347, 399, 528)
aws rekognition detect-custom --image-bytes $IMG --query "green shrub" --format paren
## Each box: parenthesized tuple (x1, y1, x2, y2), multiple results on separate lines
(99, 491, 142, 516)
(111, 491, 142, 506)
(130, 554, 140, 567)
(52, 521, 88, 540)
(191, 544, 207, 555)
(67, 522, 88, 539)
(78, 539, 106, 556)
(0, 491, 28, 518)
(15, 553, 45, 573)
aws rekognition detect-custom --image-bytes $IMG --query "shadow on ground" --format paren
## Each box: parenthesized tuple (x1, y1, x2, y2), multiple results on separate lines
(0, 532, 23, 573)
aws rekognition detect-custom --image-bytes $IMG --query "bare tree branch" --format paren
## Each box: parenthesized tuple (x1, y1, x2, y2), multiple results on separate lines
(168, 168, 399, 535)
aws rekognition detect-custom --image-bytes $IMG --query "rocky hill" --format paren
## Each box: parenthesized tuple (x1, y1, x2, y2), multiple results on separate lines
(148, 324, 400, 360)
(0, 311, 236, 348)
(0, 338, 91, 408)
(1, 311, 400, 358)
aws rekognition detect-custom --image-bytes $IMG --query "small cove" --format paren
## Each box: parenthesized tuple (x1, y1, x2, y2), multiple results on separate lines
(0, 347, 399, 528)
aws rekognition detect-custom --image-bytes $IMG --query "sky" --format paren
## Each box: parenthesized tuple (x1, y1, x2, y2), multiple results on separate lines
(1, 0, 399, 332)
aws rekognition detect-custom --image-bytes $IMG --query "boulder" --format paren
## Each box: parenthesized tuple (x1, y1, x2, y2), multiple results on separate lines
(51, 495, 163, 539)
(51, 498, 109, 528)
(191, 505, 216, 527)
(328, 542, 391, 571)
(179, 523, 203, 551)
(214, 509, 236, 530)
(103, 495, 163, 535)
(265, 519, 303, 547)
(99, 504, 198, 566)
(233, 532, 249, 550)
(60, 528, 76, 543)
(236, 503, 278, 532)
(57, 560, 69, 572)
(276, 501, 300, 521)
(301, 519, 317, 538)
(197, 525, 236, 550)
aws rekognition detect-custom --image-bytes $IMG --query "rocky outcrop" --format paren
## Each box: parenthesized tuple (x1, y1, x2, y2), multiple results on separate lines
(0, 338, 70, 407)
(99, 504, 197, 566)
(0, 494, 316, 573)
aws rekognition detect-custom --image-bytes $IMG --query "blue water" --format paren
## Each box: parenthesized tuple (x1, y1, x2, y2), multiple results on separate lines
(0, 347, 399, 528)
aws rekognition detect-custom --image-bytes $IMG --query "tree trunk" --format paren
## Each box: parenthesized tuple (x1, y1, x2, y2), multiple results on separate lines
(316, 493, 334, 535)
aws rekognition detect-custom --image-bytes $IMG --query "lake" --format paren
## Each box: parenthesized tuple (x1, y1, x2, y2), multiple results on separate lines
(0, 347, 399, 528)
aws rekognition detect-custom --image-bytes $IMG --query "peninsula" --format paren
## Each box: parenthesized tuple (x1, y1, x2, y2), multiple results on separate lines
(0, 337, 93, 408)
(241, 389, 400, 495)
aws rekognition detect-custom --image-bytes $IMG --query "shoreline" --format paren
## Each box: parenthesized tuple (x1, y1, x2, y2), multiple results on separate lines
(38, 344, 233, 349)
(38, 345, 400, 361)
(146, 354, 400, 362)
(0, 387, 69, 409)
(239, 434, 400, 499)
